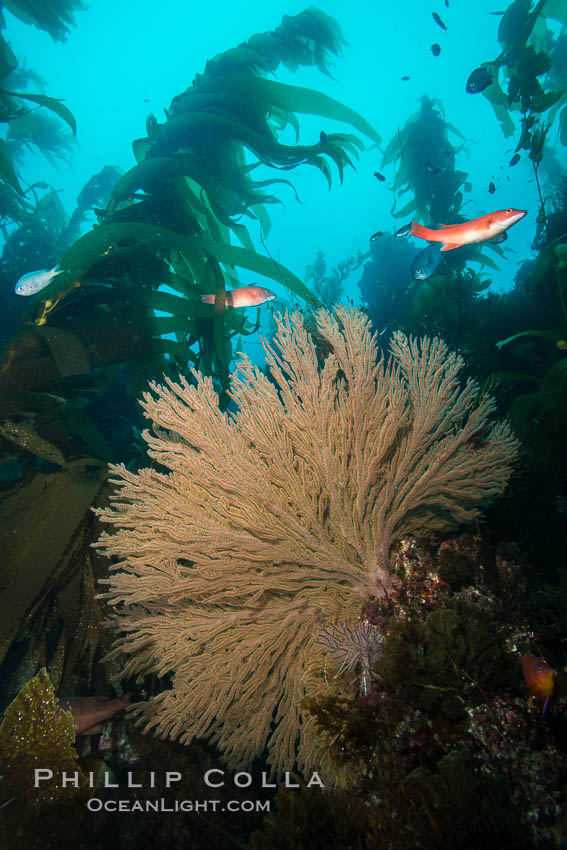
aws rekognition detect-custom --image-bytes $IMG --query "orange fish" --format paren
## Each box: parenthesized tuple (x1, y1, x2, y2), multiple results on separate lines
(201, 285, 276, 308)
(520, 653, 555, 714)
(58, 694, 130, 735)
(410, 208, 526, 251)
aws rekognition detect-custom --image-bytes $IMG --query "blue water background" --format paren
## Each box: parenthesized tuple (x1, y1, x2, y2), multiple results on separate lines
(3, 0, 565, 362)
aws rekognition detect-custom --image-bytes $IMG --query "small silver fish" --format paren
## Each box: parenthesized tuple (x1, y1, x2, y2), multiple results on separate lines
(14, 266, 63, 296)
(395, 222, 413, 237)
(411, 243, 442, 280)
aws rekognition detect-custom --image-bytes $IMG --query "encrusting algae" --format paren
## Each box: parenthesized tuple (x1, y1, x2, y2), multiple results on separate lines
(0, 668, 91, 807)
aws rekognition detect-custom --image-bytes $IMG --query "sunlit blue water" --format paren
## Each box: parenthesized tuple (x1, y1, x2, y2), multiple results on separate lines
(4, 0, 557, 314)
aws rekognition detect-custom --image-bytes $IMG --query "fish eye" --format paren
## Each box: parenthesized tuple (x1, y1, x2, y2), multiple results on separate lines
(505, 208, 512, 214)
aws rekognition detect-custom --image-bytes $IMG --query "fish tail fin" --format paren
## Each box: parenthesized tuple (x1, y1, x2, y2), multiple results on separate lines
(200, 294, 215, 304)
(81, 722, 104, 734)
(410, 221, 436, 242)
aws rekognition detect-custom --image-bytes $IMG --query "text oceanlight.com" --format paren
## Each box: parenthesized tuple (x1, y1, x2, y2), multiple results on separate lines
(86, 798, 271, 813)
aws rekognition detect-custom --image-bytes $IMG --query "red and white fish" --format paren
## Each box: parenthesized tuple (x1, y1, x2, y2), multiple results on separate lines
(200, 285, 276, 308)
(58, 694, 130, 735)
(410, 208, 526, 251)
(14, 266, 63, 296)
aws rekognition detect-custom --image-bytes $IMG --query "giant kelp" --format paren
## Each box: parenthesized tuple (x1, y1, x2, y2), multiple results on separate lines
(0, 11, 80, 343)
(380, 95, 503, 283)
(0, 170, 123, 345)
(0, 7, 380, 758)
(8, 110, 75, 169)
(0, 4, 104, 704)
(0, 7, 378, 420)
(469, 0, 567, 194)
(0, 23, 76, 222)
(0, 459, 107, 670)
(0, 0, 87, 42)
(2, 7, 379, 414)
(304, 248, 368, 307)
(469, 1, 567, 503)
(382, 96, 468, 224)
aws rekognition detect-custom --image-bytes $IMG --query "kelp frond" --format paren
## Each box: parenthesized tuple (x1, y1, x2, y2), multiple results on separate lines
(383, 95, 468, 223)
(8, 7, 379, 404)
(1, 0, 87, 42)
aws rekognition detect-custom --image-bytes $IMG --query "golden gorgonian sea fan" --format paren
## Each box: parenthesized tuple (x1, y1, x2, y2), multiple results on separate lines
(94, 306, 518, 775)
